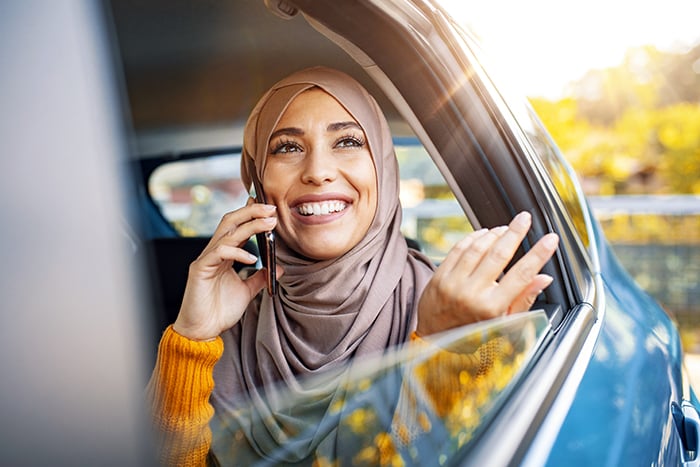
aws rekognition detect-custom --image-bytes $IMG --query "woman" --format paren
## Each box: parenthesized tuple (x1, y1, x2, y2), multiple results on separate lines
(148, 66, 559, 465)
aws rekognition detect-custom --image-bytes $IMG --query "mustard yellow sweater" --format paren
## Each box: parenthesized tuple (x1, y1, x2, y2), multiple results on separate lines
(147, 326, 517, 466)
(146, 326, 223, 466)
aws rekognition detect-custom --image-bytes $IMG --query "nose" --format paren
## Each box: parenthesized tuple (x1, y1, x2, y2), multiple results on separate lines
(300, 149, 336, 185)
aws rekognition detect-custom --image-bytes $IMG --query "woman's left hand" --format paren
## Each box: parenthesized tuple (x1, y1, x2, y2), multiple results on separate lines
(416, 211, 559, 336)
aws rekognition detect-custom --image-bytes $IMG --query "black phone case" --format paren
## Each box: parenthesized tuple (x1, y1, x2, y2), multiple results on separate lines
(252, 179, 277, 296)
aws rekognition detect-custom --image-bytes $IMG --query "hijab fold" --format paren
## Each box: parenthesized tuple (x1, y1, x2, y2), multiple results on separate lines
(211, 66, 435, 462)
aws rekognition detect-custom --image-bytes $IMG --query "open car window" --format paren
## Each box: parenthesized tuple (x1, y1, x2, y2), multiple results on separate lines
(146, 139, 473, 263)
(209, 310, 550, 465)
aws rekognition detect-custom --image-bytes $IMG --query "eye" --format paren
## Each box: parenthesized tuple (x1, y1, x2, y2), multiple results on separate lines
(270, 139, 303, 155)
(335, 135, 366, 149)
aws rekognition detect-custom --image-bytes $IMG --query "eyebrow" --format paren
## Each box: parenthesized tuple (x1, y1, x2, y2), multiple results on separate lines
(268, 121, 362, 141)
(327, 121, 362, 132)
(269, 127, 304, 140)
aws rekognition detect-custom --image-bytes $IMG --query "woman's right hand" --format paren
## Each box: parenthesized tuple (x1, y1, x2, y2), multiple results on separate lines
(172, 200, 280, 341)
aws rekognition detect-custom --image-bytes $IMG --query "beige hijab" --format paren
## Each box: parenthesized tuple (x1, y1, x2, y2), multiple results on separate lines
(211, 66, 434, 462)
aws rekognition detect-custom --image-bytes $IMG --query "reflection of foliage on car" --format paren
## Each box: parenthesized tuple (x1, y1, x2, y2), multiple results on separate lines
(210, 313, 545, 466)
(332, 313, 545, 466)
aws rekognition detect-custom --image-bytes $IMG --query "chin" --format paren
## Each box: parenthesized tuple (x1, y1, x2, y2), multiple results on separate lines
(296, 237, 355, 261)
(303, 246, 350, 261)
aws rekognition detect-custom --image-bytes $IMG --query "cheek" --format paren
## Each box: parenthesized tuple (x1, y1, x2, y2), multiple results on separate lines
(359, 161, 378, 215)
(261, 164, 292, 201)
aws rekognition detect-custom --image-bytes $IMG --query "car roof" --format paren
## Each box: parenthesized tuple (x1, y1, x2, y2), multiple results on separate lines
(109, 0, 410, 155)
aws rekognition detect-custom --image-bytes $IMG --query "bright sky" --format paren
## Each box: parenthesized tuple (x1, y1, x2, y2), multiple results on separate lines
(438, 0, 700, 98)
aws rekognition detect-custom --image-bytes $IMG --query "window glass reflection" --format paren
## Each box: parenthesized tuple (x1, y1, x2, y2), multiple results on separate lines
(209, 310, 550, 465)
(522, 110, 591, 248)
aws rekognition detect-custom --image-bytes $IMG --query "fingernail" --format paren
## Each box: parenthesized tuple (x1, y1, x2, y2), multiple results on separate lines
(492, 225, 508, 234)
(541, 274, 554, 287)
(513, 211, 531, 227)
(542, 233, 559, 249)
(263, 204, 277, 211)
(263, 216, 277, 225)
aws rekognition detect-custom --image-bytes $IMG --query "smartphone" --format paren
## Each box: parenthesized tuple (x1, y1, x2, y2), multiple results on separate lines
(258, 230, 277, 296)
(251, 178, 277, 296)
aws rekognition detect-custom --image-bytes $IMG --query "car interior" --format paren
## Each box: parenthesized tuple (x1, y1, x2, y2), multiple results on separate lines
(110, 1, 485, 341)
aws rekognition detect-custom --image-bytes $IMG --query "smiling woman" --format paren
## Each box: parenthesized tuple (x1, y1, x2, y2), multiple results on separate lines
(146, 66, 559, 466)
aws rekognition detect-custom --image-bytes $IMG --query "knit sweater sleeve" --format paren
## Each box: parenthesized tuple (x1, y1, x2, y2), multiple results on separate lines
(387, 331, 520, 452)
(146, 325, 224, 467)
(408, 332, 516, 418)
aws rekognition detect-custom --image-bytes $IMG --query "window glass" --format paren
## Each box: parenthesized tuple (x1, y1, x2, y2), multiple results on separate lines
(209, 310, 550, 465)
(436, 15, 591, 250)
(521, 110, 591, 249)
(148, 141, 474, 262)
(396, 141, 474, 263)
(148, 153, 247, 236)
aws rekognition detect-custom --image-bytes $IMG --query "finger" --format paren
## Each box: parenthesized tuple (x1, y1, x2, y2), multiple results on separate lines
(432, 228, 489, 279)
(209, 216, 278, 252)
(212, 203, 276, 239)
(443, 225, 508, 280)
(194, 244, 259, 274)
(507, 274, 554, 314)
(210, 203, 277, 243)
(470, 211, 533, 283)
(496, 233, 559, 303)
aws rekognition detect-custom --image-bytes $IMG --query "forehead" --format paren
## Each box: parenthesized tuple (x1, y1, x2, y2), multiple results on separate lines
(275, 87, 359, 128)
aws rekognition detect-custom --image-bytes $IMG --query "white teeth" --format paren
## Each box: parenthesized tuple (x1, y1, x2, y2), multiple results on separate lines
(297, 201, 347, 216)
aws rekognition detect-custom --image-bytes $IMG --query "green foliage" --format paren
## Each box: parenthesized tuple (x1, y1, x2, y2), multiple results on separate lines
(530, 44, 700, 196)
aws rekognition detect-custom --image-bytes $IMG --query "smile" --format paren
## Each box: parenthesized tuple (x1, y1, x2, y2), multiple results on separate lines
(296, 200, 347, 216)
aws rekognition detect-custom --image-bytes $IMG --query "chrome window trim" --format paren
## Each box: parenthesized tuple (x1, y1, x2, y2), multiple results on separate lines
(459, 276, 603, 466)
(520, 273, 604, 465)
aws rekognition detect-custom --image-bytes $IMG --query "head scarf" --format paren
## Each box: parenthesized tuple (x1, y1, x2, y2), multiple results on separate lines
(211, 66, 435, 462)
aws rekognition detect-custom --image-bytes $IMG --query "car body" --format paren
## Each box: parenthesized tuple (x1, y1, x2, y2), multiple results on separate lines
(2, 0, 698, 465)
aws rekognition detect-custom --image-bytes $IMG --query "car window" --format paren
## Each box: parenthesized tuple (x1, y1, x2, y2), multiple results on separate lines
(147, 141, 474, 263)
(521, 108, 592, 250)
(148, 153, 248, 236)
(395, 141, 474, 262)
(209, 310, 550, 465)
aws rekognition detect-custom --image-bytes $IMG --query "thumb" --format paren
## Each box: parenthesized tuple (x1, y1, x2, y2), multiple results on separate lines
(244, 268, 269, 297)
(244, 265, 285, 297)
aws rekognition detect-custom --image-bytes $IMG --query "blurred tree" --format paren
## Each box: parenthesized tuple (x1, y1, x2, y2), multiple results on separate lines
(657, 44, 700, 106)
(531, 43, 700, 196)
(656, 104, 700, 193)
(572, 46, 662, 125)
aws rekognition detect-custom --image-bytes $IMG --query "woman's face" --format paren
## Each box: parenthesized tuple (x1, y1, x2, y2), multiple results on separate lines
(262, 88, 378, 261)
